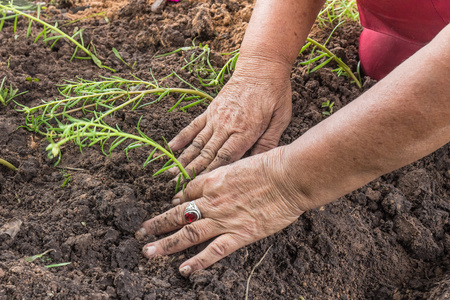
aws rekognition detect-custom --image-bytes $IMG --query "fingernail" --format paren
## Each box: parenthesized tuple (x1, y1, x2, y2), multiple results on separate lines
(179, 265, 191, 277)
(139, 228, 147, 235)
(172, 198, 180, 206)
(144, 245, 157, 258)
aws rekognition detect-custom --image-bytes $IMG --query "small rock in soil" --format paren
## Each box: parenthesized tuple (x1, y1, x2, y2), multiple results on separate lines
(381, 191, 411, 216)
(365, 187, 382, 202)
(151, 0, 166, 13)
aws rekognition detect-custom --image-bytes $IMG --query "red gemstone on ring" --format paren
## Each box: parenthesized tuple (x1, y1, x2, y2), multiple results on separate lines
(185, 212, 198, 223)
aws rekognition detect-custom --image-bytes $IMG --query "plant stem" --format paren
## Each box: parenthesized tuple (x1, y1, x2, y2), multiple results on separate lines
(0, 158, 18, 171)
(306, 37, 362, 88)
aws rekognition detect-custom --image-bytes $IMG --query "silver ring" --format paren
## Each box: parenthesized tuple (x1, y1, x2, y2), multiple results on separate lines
(184, 201, 202, 223)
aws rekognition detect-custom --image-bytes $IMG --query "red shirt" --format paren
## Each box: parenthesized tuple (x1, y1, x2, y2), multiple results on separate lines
(358, 0, 450, 80)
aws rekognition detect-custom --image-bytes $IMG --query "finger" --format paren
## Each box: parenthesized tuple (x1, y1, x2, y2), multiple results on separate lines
(142, 219, 217, 259)
(139, 202, 190, 236)
(250, 113, 290, 156)
(168, 113, 207, 152)
(178, 234, 242, 277)
(167, 125, 213, 176)
(182, 131, 228, 177)
(172, 173, 208, 206)
(202, 135, 250, 174)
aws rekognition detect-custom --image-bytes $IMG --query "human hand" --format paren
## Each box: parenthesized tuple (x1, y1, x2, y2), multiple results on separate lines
(167, 71, 292, 177)
(138, 147, 306, 277)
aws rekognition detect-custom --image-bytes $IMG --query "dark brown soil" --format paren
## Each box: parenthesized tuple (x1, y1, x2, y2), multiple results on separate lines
(1, 1, 449, 299)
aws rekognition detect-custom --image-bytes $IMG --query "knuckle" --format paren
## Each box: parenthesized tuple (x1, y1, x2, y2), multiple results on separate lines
(182, 185, 194, 202)
(143, 219, 159, 235)
(181, 224, 203, 244)
(193, 135, 207, 149)
(191, 256, 207, 270)
(189, 116, 202, 130)
(240, 218, 261, 238)
(204, 175, 218, 189)
(200, 147, 216, 160)
(216, 148, 232, 162)
(209, 241, 228, 258)
(149, 221, 160, 235)
(160, 236, 181, 253)
(169, 206, 185, 227)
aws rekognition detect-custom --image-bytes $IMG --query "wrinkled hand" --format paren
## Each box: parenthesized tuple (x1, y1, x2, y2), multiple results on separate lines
(167, 73, 292, 176)
(138, 148, 305, 277)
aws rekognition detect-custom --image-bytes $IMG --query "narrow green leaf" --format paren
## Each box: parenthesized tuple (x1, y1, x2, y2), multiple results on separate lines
(26, 249, 55, 262)
(27, 19, 32, 38)
(311, 56, 334, 73)
(153, 164, 177, 177)
(45, 262, 72, 268)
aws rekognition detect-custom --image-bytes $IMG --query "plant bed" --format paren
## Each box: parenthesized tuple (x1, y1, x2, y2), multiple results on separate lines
(0, 0, 449, 299)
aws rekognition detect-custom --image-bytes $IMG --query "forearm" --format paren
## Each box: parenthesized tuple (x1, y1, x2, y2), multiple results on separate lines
(234, 0, 326, 80)
(275, 24, 450, 211)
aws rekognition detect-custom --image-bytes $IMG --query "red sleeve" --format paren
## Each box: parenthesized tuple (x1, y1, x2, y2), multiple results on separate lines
(357, 0, 450, 80)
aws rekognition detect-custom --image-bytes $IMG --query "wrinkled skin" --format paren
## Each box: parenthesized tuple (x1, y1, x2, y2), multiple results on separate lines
(139, 148, 305, 276)
(167, 74, 292, 177)
(137, 0, 450, 280)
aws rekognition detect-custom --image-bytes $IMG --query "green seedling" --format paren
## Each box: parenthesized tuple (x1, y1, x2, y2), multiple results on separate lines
(301, 37, 361, 88)
(318, 0, 359, 27)
(19, 74, 213, 181)
(112, 48, 137, 70)
(25, 249, 54, 262)
(321, 100, 334, 116)
(0, 76, 27, 106)
(40, 118, 192, 180)
(0, 1, 112, 70)
(300, 22, 361, 89)
(25, 249, 71, 268)
(60, 169, 71, 188)
(0, 158, 18, 170)
(18, 74, 212, 118)
(156, 41, 239, 88)
(197, 49, 239, 88)
(25, 76, 39, 82)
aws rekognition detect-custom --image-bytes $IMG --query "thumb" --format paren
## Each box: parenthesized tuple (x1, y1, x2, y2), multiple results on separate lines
(251, 109, 291, 156)
(250, 128, 281, 155)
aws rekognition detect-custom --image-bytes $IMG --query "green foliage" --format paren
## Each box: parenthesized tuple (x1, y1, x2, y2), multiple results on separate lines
(318, 0, 359, 27)
(321, 100, 335, 116)
(25, 76, 39, 82)
(0, 1, 113, 71)
(299, 22, 361, 88)
(60, 169, 71, 188)
(0, 76, 27, 106)
(18, 74, 214, 181)
(156, 41, 239, 88)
